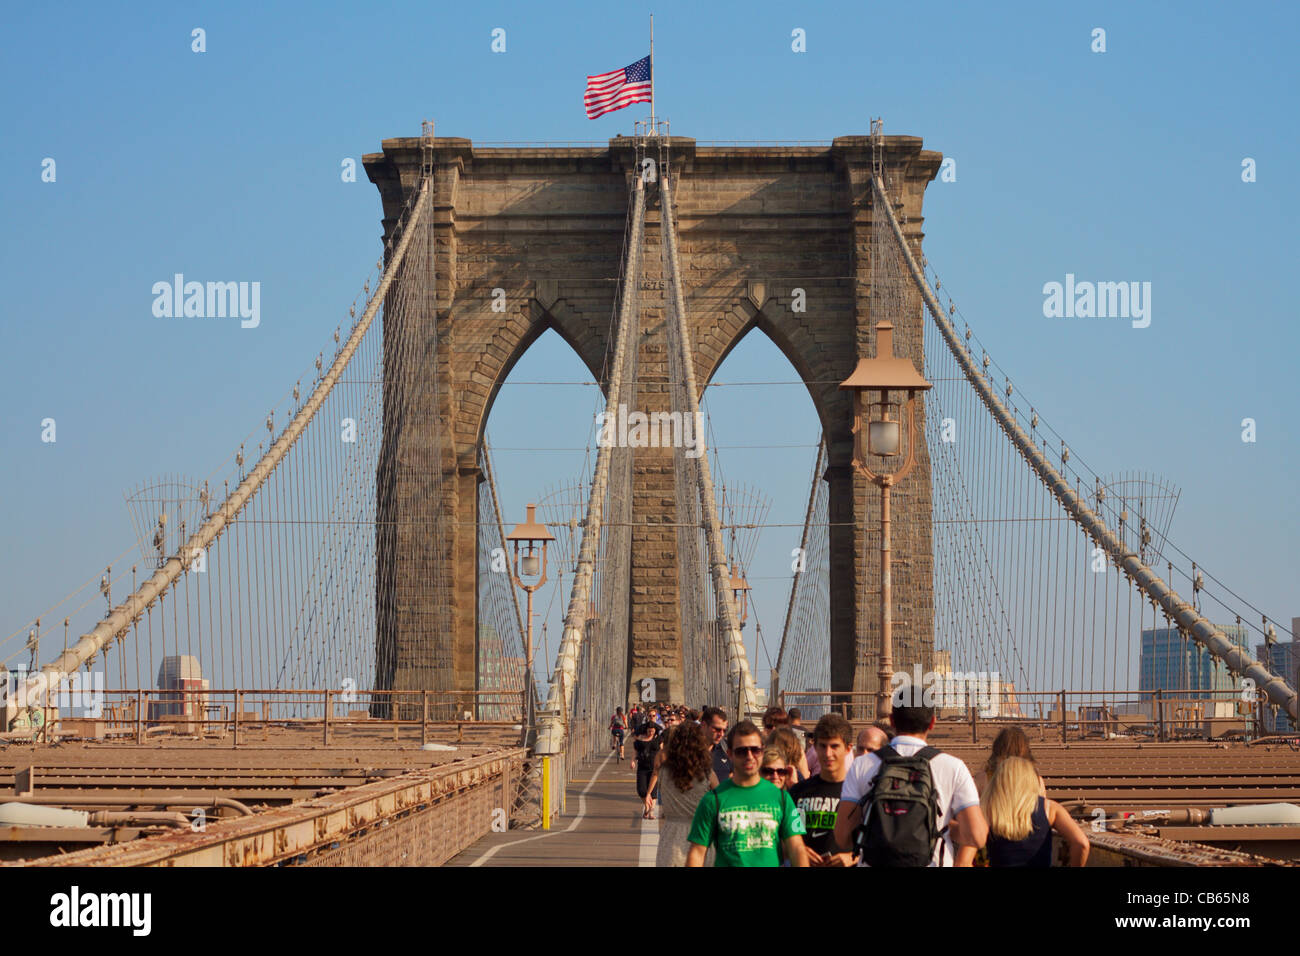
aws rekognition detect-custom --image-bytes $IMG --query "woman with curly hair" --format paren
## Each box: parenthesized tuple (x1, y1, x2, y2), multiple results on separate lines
(647, 720, 718, 867)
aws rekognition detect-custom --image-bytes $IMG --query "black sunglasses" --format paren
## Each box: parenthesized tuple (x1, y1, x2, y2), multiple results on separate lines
(731, 745, 763, 757)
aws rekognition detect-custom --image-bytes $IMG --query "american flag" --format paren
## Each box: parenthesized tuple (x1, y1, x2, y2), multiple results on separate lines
(584, 55, 652, 119)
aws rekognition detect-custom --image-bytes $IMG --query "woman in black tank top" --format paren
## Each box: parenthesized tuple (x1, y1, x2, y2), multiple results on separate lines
(988, 795, 1054, 866)
(982, 757, 1091, 867)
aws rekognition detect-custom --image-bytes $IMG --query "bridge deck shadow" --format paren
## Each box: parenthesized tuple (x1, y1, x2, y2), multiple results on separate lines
(447, 753, 656, 867)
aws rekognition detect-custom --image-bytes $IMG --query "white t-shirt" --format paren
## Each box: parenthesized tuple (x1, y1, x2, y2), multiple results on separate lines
(839, 735, 980, 867)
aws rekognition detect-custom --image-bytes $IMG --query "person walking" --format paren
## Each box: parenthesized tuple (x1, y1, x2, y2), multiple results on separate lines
(647, 721, 718, 867)
(983, 756, 1089, 867)
(686, 720, 808, 867)
(702, 706, 732, 782)
(759, 748, 794, 790)
(631, 720, 662, 817)
(766, 726, 811, 783)
(977, 726, 1046, 795)
(833, 698, 987, 866)
(790, 713, 859, 867)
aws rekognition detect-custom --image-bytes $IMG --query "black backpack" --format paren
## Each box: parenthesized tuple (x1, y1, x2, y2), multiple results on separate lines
(853, 745, 946, 867)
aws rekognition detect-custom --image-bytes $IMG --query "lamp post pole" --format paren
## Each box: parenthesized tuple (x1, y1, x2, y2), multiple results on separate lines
(506, 503, 555, 744)
(878, 475, 893, 721)
(840, 320, 933, 723)
(522, 584, 536, 735)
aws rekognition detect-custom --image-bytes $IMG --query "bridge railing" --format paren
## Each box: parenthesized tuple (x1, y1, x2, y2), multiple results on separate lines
(779, 687, 1292, 743)
(5, 687, 527, 747)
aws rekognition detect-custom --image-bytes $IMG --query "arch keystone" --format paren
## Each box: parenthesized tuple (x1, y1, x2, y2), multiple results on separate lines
(534, 279, 560, 311)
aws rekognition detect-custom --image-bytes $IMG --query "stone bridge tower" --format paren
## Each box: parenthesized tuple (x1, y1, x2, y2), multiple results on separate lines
(364, 134, 942, 710)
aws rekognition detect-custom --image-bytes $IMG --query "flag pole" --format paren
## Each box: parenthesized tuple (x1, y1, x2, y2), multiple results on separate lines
(650, 13, 655, 133)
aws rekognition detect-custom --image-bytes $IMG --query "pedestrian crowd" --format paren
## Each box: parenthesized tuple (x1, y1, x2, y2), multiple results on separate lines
(612, 695, 1090, 868)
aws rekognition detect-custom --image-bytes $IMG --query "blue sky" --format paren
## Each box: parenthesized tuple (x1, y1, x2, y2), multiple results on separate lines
(2, 0, 1296, 692)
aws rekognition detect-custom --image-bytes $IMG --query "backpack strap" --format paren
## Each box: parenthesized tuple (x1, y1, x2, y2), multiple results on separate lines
(916, 745, 948, 864)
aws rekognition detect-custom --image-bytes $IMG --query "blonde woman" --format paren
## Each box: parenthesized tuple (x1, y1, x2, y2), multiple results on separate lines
(759, 748, 794, 790)
(981, 756, 1089, 867)
(766, 727, 811, 784)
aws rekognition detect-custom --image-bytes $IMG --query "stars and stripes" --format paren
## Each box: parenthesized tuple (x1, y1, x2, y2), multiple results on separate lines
(584, 55, 652, 119)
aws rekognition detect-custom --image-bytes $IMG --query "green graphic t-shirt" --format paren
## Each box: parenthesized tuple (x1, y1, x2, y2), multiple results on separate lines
(688, 777, 806, 867)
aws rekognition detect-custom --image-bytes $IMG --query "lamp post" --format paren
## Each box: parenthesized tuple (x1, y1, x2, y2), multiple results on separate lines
(506, 503, 555, 739)
(840, 320, 933, 721)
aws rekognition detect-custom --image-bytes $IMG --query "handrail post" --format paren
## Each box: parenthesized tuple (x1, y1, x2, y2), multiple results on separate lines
(323, 689, 331, 745)
(1058, 690, 1067, 743)
(234, 689, 242, 748)
(1155, 688, 1164, 743)
(136, 689, 144, 745)
(422, 690, 428, 747)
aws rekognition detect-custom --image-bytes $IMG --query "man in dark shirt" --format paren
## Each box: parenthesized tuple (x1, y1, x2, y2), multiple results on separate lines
(789, 713, 858, 867)
(702, 706, 731, 781)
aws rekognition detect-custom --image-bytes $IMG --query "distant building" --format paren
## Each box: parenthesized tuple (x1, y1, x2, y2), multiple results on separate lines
(150, 655, 208, 722)
(1256, 625, 1297, 734)
(1139, 624, 1250, 714)
(994, 680, 1025, 719)
(478, 622, 526, 719)
(930, 649, 953, 677)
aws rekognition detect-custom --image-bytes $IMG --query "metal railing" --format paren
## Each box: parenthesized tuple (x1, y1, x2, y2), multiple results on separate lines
(779, 687, 1291, 743)
(8, 687, 527, 747)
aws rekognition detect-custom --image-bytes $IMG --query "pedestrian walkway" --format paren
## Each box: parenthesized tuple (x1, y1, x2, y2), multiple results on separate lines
(447, 753, 662, 867)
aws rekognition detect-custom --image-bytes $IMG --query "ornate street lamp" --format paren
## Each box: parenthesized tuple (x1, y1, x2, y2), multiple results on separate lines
(839, 320, 933, 720)
(506, 503, 555, 736)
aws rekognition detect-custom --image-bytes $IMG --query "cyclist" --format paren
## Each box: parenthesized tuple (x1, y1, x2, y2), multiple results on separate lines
(610, 707, 628, 759)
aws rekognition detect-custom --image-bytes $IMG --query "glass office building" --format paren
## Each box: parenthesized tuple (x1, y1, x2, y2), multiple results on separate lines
(1139, 624, 1249, 698)
(1256, 639, 1297, 734)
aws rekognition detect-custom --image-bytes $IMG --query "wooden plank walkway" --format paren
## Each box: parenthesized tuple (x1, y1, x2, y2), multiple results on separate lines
(447, 753, 659, 867)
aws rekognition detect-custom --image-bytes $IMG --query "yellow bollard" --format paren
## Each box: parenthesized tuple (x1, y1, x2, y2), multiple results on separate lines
(541, 756, 552, 830)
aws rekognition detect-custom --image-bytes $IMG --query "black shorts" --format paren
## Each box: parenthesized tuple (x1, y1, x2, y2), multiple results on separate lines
(611, 728, 625, 742)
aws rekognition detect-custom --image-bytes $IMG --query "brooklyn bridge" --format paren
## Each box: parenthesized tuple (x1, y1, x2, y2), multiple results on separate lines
(2, 125, 1297, 868)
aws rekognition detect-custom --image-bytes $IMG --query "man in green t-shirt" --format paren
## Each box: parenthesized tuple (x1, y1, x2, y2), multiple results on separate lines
(685, 720, 808, 867)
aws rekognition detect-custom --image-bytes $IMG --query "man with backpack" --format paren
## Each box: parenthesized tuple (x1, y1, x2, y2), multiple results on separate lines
(832, 697, 987, 866)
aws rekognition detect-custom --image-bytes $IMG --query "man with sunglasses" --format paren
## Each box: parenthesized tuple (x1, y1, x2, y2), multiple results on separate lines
(685, 720, 808, 867)
(701, 706, 732, 782)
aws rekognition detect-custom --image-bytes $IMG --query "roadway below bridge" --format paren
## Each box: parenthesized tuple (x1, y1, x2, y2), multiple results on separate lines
(449, 754, 655, 867)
